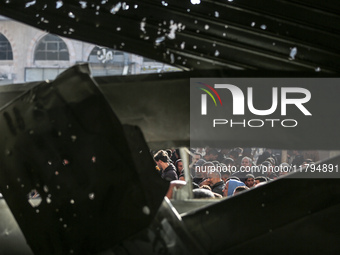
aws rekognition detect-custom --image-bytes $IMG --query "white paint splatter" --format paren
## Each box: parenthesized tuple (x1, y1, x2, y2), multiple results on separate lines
(25, 0, 36, 8)
(289, 47, 297, 60)
(191, 0, 201, 4)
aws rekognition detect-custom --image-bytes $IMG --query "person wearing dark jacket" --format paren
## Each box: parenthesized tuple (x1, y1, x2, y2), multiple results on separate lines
(154, 150, 178, 181)
(200, 170, 225, 196)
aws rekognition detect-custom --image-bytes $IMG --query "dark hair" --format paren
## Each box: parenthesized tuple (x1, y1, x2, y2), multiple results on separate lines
(175, 159, 182, 169)
(245, 174, 255, 180)
(153, 150, 170, 163)
(193, 188, 215, 199)
(205, 148, 219, 156)
(166, 149, 172, 158)
(304, 159, 314, 164)
(234, 186, 249, 193)
(222, 157, 234, 165)
(228, 150, 239, 159)
(194, 152, 202, 157)
(255, 176, 267, 183)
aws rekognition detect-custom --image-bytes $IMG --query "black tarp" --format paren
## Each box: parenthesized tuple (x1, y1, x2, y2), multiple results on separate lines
(0, 65, 168, 255)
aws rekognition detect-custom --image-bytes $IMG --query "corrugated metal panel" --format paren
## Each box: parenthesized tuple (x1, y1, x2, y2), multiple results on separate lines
(0, 0, 339, 72)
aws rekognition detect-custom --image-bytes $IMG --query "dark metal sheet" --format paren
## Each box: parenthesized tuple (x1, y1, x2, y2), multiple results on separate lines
(0, 64, 168, 255)
(182, 155, 340, 254)
(0, 0, 339, 72)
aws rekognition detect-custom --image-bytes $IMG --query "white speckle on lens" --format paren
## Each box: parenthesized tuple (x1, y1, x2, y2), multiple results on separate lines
(43, 185, 49, 193)
(56, 0, 63, 8)
(315, 67, 321, 72)
(260, 24, 267, 30)
(289, 47, 297, 60)
(110, 2, 121, 14)
(68, 12, 75, 18)
(191, 0, 201, 4)
(79, 1, 87, 8)
(170, 53, 175, 64)
(251, 22, 255, 27)
(214, 50, 220, 57)
(155, 36, 165, 45)
(116, 27, 121, 31)
(71, 135, 77, 142)
(70, 199, 75, 204)
(180, 42, 185, 49)
(46, 197, 52, 204)
(25, 0, 36, 8)
(91, 156, 96, 163)
(122, 2, 129, 10)
(161, 1, 168, 6)
(142, 206, 150, 215)
(89, 193, 95, 200)
(204, 24, 209, 30)
(215, 11, 219, 18)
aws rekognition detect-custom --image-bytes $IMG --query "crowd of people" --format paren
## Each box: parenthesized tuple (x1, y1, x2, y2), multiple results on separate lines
(153, 147, 317, 199)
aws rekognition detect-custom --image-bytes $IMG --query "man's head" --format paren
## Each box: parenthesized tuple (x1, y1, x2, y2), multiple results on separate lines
(204, 148, 219, 161)
(175, 159, 183, 173)
(222, 157, 235, 167)
(192, 152, 202, 164)
(153, 150, 170, 170)
(244, 174, 255, 188)
(207, 170, 222, 185)
(255, 176, 267, 185)
(233, 186, 249, 195)
(193, 159, 207, 177)
(228, 150, 239, 161)
(241, 156, 252, 167)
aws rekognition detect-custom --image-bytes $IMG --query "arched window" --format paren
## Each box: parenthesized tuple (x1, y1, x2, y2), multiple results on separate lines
(34, 34, 69, 61)
(0, 33, 13, 60)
